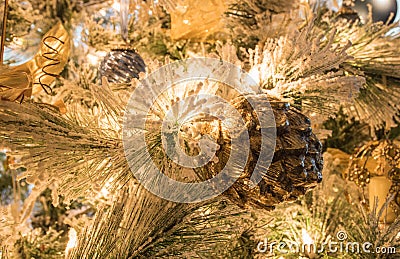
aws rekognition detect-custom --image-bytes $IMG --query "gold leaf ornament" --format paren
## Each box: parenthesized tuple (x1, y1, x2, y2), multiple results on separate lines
(161, 0, 227, 40)
(0, 22, 70, 102)
(0, 66, 32, 102)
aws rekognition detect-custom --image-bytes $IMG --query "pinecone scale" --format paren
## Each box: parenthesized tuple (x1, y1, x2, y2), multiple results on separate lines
(205, 94, 323, 210)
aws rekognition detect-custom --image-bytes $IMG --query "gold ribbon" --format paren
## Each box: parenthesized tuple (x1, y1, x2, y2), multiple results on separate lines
(0, 22, 70, 102)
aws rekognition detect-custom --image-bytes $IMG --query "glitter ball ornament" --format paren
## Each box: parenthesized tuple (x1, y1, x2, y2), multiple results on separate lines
(200, 95, 323, 210)
(348, 163, 371, 187)
(346, 140, 400, 221)
(99, 49, 146, 84)
(346, 140, 400, 183)
(352, 0, 399, 24)
(389, 181, 400, 213)
(389, 167, 400, 181)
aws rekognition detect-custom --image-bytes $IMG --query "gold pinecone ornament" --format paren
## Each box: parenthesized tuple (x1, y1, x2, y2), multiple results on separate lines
(128, 58, 324, 209)
(198, 94, 323, 210)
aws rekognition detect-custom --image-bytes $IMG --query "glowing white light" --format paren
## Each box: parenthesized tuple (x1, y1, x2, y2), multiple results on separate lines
(112, 0, 121, 11)
(302, 229, 314, 245)
(374, 0, 392, 10)
(100, 186, 110, 197)
(183, 19, 190, 25)
(87, 51, 107, 66)
(248, 67, 261, 85)
(99, 9, 107, 16)
(87, 53, 100, 66)
(12, 37, 25, 47)
(306, 0, 342, 12)
(394, 0, 400, 23)
(96, 175, 116, 199)
(65, 228, 78, 255)
(328, 0, 342, 12)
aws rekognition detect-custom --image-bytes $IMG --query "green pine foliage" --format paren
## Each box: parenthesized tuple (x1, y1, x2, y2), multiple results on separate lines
(1, 0, 400, 258)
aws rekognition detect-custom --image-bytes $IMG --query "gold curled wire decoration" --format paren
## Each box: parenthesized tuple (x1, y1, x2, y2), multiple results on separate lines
(17, 21, 71, 95)
(37, 35, 67, 94)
